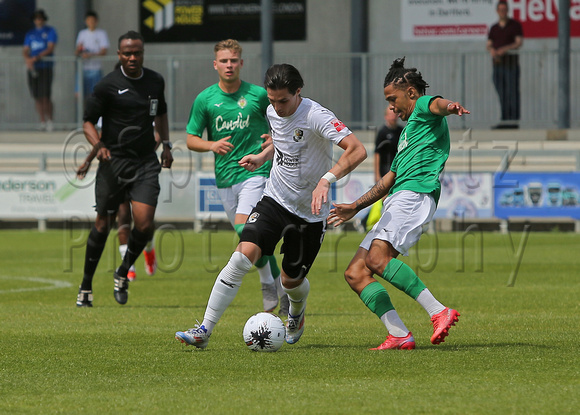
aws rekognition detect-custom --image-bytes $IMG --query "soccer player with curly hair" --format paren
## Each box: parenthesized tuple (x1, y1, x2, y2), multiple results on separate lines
(328, 57, 469, 350)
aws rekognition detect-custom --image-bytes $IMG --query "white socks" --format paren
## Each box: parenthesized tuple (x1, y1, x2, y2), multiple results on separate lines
(119, 244, 135, 272)
(275, 277, 285, 298)
(283, 277, 310, 317)
(416, 288, 446, 318)
(257, 263, 275, 285)
(377, 289, 445, 337)
(380, 310, 410, 337)
(202, 251, 252, 334)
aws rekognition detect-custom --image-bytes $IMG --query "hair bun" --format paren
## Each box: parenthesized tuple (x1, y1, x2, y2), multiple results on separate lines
(393, 57, 406, 68)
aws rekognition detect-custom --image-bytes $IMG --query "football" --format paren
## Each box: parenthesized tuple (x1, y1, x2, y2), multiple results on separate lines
(243, 312, 286, 352)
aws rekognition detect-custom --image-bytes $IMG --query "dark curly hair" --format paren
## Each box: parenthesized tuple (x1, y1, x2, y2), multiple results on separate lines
(264, 64, 304, 95)
(383, 57, 429, 95)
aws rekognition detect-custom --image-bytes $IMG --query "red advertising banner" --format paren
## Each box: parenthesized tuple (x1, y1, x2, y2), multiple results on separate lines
(511, 0, 580, 38)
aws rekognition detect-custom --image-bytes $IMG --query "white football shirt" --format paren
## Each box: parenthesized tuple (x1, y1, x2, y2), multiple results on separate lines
(264, 97, 352, 222)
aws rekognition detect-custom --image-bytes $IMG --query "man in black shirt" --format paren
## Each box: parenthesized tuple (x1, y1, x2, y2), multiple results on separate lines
(487, 0, 523, 128)
(374, 107, 402, 182)
(76, 31, 173, 307)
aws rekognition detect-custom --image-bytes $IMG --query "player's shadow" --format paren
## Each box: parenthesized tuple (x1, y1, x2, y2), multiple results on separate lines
(101, 304, 206, 309)
(425, 342, 554, 351)
(282, 342, 554, 351)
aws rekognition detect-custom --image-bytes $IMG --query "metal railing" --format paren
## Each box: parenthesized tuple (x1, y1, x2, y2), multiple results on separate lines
(1, 49, 578, 131)
(2, 142, 579, 175)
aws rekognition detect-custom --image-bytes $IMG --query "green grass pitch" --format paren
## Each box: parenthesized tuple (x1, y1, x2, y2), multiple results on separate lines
(0, 228, 578, 414)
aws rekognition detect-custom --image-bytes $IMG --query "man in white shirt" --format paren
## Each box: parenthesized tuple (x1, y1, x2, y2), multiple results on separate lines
(75, 11, 109, 102)
(175, 63, 367, 349)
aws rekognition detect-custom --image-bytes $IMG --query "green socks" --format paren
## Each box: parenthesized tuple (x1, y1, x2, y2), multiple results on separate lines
(234, 223, 245, 238)
(254, 255, 268, 268)
(381, 258, 426, 300)
(359, 281, 394, 318)
(268, 255, 280, 279)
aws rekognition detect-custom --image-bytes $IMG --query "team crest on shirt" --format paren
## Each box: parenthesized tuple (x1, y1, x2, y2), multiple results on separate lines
(293, 129, 304, 142)
(331, 118, 346, 132)
(237, 96, 247, 109)
(248, 212, 260, 223)
(398, 132, 409, 152)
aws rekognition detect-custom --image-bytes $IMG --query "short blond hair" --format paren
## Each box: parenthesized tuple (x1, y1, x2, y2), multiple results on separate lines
(214, 39, 242, 56)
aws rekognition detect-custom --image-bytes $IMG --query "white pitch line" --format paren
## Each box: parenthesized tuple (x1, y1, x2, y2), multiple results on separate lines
(0, 276, 73, 294)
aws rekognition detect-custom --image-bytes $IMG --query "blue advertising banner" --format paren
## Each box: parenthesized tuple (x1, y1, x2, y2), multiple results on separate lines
(494, 172, 580, 219)
(0, 0, 35, 46)
(196, 172, 338, 220)
(198, 176, 227, 217)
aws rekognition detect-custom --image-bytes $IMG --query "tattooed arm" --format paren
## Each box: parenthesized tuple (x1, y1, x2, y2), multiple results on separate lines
(328, 171, 396, 227)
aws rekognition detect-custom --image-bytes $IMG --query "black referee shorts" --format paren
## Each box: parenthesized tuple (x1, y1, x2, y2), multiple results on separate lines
(240, 196, 326, 279)
(94, 155, 161, 216)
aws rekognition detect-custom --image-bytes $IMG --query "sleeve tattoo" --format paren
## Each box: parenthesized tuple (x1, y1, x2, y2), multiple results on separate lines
(355, 180, 388, 211)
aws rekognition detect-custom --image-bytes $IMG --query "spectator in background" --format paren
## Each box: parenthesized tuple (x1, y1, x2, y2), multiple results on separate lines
(487, 0, 523, 129)
(374, 107, 402, 185)
(23, 9, 57, 132)
(75, 11, 109, 104)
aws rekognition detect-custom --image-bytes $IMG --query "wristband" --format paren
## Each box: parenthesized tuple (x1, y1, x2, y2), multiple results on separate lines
(322, 172, 337, 184)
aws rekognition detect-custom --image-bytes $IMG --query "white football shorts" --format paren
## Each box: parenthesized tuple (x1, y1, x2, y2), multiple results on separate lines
(359, 190, 436, 256)
(218, 175, 268, 226)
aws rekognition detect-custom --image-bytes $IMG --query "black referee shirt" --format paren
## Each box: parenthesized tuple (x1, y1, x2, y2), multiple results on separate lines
(84, 67, 167, 159)
(375, 124, 402, 177)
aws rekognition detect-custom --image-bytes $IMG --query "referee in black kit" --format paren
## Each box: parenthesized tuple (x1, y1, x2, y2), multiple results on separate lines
(76, 31, 173, 307)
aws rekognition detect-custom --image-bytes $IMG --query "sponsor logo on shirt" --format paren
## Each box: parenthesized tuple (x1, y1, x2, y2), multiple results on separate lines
(331, 118, 346, 132)
(398, 132, 409, 152)
(275, 148, 300, 168)
(215, 112, 250, 132)
(31, 40, 45, 50)
(293, 129, 304, 142)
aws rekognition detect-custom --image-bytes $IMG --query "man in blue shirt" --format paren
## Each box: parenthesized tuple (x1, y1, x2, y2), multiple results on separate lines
(23, 9, 57, 132)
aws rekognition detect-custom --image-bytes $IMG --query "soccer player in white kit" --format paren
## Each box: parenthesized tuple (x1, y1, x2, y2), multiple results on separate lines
(175, 64, 367, 349)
